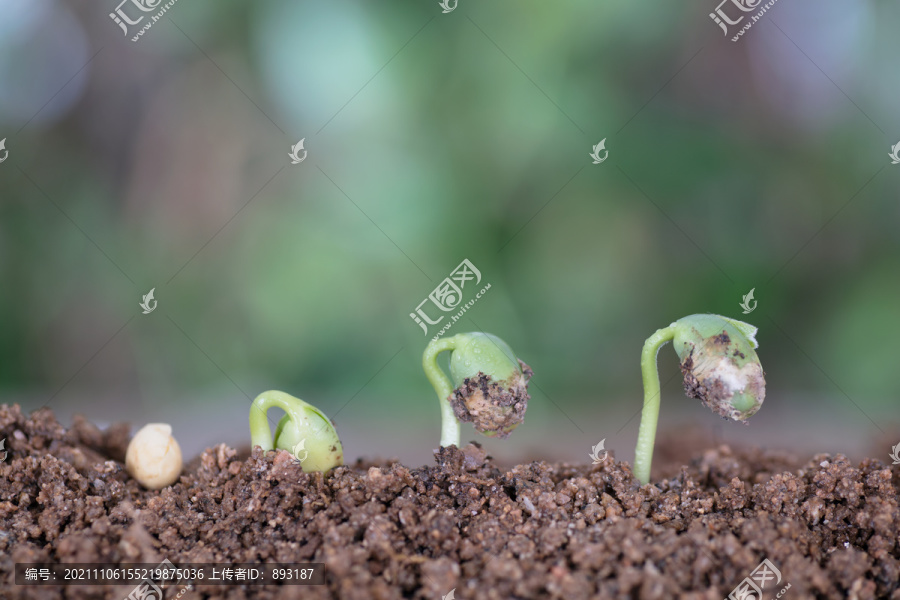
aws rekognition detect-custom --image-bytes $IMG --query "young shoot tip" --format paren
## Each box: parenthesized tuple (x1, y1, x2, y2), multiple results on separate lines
(423, 332, 532, 448)
(249, 390, 343, 473)
(634, 314, 766, 484)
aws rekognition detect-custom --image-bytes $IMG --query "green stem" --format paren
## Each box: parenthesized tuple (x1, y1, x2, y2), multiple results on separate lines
(634, 325, 677, 485)
(422, 335, 461, 447)
(249, 390, 311, 451)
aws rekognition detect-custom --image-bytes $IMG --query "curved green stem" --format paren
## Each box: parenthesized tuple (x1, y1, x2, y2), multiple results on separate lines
(249, 390, 311, 451)
(634, 325, 677, 485)
(248, 390, 344, 473)
(422, 335, 461, 447)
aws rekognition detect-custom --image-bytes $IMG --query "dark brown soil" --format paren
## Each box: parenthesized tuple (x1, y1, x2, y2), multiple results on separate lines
(449, 361, 533, 438)
(1, 404, 899, 600)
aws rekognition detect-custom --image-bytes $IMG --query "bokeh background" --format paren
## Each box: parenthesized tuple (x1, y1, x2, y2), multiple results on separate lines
(1, 0, 898, 470)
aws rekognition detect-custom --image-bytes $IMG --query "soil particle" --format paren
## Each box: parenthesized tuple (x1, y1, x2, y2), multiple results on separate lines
(679, 352, 738, 421)
(448, 361, 532, 438)
(1, 404, 899, 599)
(711, 332, 730, 346)
(679, 347, 764, 422)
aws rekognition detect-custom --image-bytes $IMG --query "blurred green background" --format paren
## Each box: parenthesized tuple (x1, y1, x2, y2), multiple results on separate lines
(1, 0, 898, 466)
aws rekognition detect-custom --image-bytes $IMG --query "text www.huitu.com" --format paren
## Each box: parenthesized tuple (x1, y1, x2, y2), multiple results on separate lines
(131, 0, 181, 42)
(731, 0, 780, 42)
(430, 283, 492, 341)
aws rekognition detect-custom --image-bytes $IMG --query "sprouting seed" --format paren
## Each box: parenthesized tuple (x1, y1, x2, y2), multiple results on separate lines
(423, 332, 532, 448)
(248, 390, 343, 473)
(633, 314, 765, 484)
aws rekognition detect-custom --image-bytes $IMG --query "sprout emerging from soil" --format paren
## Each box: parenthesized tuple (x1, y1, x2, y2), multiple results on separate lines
(634, 314, 766, 484)
(423, 332, 533, 447)
(249, 390, 343, 473)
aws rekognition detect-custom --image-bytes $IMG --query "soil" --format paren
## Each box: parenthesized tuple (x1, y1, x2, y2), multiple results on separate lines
(1, 403, 899, 600)
(449, 361, 533, 438)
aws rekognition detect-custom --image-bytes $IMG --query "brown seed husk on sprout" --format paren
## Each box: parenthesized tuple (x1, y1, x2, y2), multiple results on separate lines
(673, 316, 766, 422)
(449, 359, 533, 438)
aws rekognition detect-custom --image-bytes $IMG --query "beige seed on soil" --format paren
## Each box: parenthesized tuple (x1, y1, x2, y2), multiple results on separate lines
(125, 423, 183, 489)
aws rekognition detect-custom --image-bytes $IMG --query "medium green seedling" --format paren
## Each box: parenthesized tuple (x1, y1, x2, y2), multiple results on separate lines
(249, 390, 343, 473)
(634, 314, 766, 485)
(423, 332, 533, 448)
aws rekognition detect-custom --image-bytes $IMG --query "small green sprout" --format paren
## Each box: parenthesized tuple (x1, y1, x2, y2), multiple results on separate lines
(634, 314, 766, 484)
(249, 390, 343, 473)
(423, 332, 533, 448)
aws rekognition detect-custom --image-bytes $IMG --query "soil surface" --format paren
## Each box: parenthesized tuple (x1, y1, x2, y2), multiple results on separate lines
(1, 404, 899, 600)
